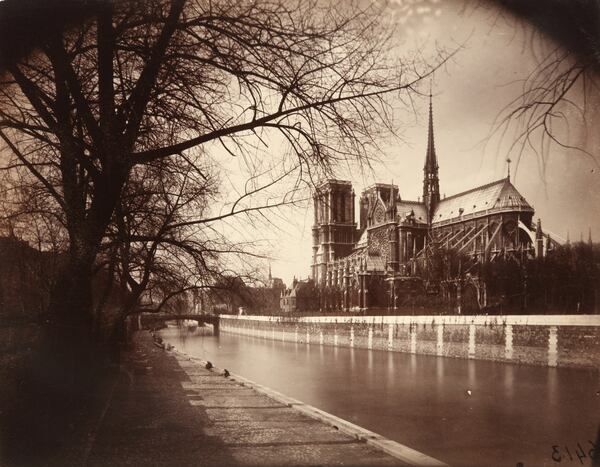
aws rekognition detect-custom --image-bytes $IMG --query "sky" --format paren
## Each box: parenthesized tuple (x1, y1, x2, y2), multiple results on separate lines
(236, 0, 600, 285)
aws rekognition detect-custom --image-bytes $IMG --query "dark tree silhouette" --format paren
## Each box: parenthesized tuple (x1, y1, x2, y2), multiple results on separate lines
(0, 0, 445, 337)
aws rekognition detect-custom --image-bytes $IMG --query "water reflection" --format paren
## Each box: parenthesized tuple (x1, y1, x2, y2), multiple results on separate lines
(162, 328, 600, 467)
(436, 358, 444, 384)
(409, 354, 417, 376)
(467, 360, 476, 389)
(435, 358, 445, 404)
(547, 367, 558, 407)
(504, 364, 514, 399)
(387, 352, 394, 384)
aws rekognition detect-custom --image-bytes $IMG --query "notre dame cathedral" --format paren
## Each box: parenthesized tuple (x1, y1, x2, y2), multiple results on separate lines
(310, 98, 556, 312)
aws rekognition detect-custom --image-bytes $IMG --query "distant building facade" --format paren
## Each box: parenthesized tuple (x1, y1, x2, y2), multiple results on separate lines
(280, 278, 318, 313)
(311, 98, 557, 312)
(201, 267, 285, 315)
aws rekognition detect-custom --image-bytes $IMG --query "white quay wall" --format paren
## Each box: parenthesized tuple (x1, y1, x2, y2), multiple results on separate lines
(219, 314, 600, 369)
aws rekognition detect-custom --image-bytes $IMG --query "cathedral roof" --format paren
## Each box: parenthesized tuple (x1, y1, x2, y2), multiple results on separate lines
(396, 200, 427, 224)
(341, 246, 386, 272)
(356, 229, 369, 248)
(431, 177, 533, 224)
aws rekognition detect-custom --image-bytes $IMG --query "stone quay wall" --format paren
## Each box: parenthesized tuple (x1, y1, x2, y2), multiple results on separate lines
(219, 314, 600, 369)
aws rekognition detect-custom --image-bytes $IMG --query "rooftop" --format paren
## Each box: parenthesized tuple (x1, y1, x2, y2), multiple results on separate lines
(432, 177, 533, 224)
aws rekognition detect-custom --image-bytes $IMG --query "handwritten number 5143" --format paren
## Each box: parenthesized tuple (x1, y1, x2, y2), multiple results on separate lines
(552, 441, 598, 464)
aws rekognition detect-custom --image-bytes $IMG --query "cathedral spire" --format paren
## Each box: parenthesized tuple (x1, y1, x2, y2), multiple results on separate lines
(423, 91, 440, 223)
(424, 91, 438, 176)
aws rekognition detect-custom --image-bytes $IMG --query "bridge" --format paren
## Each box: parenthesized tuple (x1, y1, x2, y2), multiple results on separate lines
(139, 313, 220, 335)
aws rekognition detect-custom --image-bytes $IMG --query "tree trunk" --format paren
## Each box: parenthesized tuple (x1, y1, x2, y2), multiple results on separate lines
(36, 241, 105, 401)
(47, 252, 95, 328)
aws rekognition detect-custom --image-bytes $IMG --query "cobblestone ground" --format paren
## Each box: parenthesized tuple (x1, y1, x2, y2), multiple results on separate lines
(86, 332, 406, 466)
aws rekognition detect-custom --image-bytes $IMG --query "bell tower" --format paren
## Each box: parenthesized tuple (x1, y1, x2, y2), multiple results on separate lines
(311, 180, 356, 283)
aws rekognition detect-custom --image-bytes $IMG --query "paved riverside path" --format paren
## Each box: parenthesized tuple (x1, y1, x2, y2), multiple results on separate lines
(86, 332, 411, 466)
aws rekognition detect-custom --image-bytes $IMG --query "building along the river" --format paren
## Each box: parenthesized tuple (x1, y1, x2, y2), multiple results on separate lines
(310, 96, 559, 312)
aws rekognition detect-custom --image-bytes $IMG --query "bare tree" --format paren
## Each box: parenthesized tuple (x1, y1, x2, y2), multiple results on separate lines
(0, 0, 443, 337)
(484, 0, 600, 169)
(95, 152, 299, 334)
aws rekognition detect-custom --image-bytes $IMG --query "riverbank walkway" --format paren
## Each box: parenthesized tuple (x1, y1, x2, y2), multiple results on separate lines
(85, 332, 428, 466)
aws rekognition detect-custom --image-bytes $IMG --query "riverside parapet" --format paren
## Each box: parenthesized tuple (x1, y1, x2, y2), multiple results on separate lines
(220, 314, 600, 369)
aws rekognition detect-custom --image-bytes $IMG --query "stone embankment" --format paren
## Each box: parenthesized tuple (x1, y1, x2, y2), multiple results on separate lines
(220, 314, 600, 369)
(84, 332, 447, 466)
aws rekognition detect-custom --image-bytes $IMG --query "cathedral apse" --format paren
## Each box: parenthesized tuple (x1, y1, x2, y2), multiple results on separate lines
(310, 96, 557, 313)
